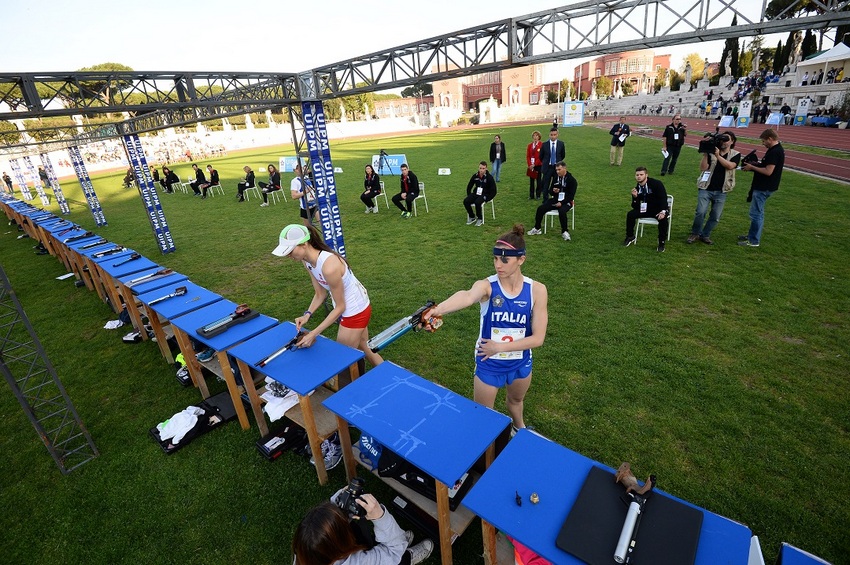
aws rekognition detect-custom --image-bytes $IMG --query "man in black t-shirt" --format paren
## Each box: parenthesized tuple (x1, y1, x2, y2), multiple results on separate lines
(687, 132, 740, 245)
(739, 129, 785, 247)
(661, 115, 686, 175)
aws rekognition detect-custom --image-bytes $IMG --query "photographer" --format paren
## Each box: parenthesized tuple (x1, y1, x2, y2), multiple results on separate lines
(292, 487, 433, 565)
(687, 132, 740, 245)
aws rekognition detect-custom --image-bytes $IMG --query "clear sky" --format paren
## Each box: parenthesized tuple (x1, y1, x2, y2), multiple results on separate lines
(4, 0, 770, 80)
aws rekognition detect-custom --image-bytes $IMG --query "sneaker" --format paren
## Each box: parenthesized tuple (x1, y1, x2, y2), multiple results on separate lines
(196, 348, 215, 362)
(510, 424, 536, 438)
(700, 236, 714, 245)
(404, 530, 414, 547)
(403, 211, 412, 218)
(562, 231, 571, 241)
(657, 242, 666, 253)
(527, 227, 542, 235)
(364, 208, 372, 213)
(623, 236, 636, 247)
(686, 234, 699, 244)
(737, 234, 749, 241)
(400, 210, 407, 217)
(466, 216, 476, 225)
(310, 431, 338, 465)
(372, 207, 378, 214)
(322, 440, 343, 470)
(737, 240, 759, 247)
(260, 202, 269, 207)
(407, 539, 434, 565)
(475, 219, 484, 227)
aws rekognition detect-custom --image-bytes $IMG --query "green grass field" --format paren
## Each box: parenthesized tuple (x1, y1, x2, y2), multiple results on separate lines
(1, 122, 848, 564)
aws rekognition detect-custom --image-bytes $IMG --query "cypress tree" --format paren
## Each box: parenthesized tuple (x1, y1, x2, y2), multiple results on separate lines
(773, 40, 783, 74)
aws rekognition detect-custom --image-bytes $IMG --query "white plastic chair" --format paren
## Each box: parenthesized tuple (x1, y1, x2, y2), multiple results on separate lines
(413, 182, 429, 216)
(543, 201, 576, 234)
(636, 195, 673, 243)
(376, 181, 389, 210)
(243, 185, 260, 201)
(207, 183, 225, 197)
(180, 176, 193, 194)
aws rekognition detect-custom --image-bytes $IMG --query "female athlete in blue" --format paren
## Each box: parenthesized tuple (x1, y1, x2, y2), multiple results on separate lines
(426, 224, 548, 431)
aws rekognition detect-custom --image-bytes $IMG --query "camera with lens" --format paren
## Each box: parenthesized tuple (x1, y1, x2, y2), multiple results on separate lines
(336, 477, 367, 518)
(698, 132, 730, 153)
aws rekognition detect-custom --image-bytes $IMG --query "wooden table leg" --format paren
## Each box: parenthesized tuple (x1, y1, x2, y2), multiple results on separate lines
(436, 481, 453, 565)
(144, 307, 174, 364)
(482, 519, 497, 565)
(118, 284, 148, 339)
(216, 351, 250, 430)
(236, 359, 267, 436)
(172, 327, 209, 399)
(337, 416, 356, 483)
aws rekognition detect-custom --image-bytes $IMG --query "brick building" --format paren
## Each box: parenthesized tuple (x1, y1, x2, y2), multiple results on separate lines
(574, 49, 671, 98)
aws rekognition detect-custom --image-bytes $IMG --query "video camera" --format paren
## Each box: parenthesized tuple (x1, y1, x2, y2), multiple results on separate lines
(698, 132, 731, 153)
(336, 477, 367, 518)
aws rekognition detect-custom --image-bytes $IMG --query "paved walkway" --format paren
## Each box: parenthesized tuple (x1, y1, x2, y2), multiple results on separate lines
(614, 115, 850, 183)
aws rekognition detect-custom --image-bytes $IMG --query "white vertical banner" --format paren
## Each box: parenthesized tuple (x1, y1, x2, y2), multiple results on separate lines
(736, 100, 753, 128)
(562, 101, 585, 126)
(39, 153, 71, 214)
(22, 156, 51, 206)
(8, 159, 33, 201)
(793, 98, 811, 126)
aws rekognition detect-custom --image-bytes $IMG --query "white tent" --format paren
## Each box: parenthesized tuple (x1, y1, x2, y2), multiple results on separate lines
(796, 43, 850, 80)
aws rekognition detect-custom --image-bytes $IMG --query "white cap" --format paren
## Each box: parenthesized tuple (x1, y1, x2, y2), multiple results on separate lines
(271, 224, 310, 257)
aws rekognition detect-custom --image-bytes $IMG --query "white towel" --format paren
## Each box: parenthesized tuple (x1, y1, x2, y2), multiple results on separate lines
(261, 389, 299, 422)
(156, 406, 205, 444)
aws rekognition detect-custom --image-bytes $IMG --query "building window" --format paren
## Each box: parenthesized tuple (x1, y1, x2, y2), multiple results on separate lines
(530, 92, 539, 104)
(595, 69, 601, 77)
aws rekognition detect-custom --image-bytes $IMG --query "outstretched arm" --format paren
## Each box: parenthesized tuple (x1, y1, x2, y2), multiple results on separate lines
(429, 279, 491, 318)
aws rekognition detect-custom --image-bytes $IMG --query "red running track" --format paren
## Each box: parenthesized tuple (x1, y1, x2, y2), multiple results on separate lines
(607, 115, 850, 183)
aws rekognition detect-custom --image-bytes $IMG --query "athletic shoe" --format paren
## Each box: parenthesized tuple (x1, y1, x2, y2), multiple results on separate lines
(403, 211, 412, 218)
(364, 208, 372, 213)
(196, 348, 215, 362)
(657, 242, 666, 253)
(510, 424, 536, 438)
(407, 539, 435, 565)
(404, 530, 414, 547)
(372, 207, 378, 214)
(700, 236, 714, 245)
(737, 234, 749, 241)
(737, 240, 759, 247)
(260, 202, 269, 207)
(623, 236, 636, 247)
(401, 210, 407, 217)
(466, 216, 476, 225)
(310, 432, 341, 469)
(527, 227, 542, 235)
(686, 234, 699, 244)
(562, 231, 571, 241)
(475, 219, 484, 227)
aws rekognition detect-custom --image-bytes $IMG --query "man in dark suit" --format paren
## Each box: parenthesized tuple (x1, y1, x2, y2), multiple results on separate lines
(537, 127, 565, 199)
(624, 166, 669, 253)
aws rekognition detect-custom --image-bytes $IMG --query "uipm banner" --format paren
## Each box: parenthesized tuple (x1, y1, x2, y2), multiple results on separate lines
(123, 134, 176, 254)
(302, 101, 346, 257)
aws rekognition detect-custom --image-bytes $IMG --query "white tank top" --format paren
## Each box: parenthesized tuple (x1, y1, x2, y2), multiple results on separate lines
(304, 251, 370, 317)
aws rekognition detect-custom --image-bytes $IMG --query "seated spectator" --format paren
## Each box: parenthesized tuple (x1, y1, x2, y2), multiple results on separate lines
(463, 161, 497, 227)
(527, 161, 576, 241)
(160, 166, 179, 193)
(122, 167, 134, 188)
(391, 164, 419, 218)
(258, 163, 281, 208)
(623, 166, 669, 253)
(201, 164, 219, 198)
(360, 164, 381, 213)
(290, 163, 317, 223)
(189, 163, 206, 196)
(236, 166, 255, 202)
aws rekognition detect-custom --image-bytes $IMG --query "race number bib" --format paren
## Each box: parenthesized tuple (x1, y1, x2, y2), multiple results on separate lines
(490, 327, 526, 360)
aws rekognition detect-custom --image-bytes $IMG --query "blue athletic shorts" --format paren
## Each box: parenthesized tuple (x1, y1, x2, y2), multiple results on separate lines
(476, 361, 532, 388)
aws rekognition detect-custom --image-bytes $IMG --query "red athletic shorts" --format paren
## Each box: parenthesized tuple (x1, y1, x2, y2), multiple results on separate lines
(340, 304, 372, 329)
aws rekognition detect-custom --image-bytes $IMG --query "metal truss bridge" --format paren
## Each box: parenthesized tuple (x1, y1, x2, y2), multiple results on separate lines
(1, 0, 849, 150)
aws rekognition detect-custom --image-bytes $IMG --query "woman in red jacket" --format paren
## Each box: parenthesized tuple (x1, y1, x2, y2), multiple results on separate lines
(526, 130, 542, 200)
